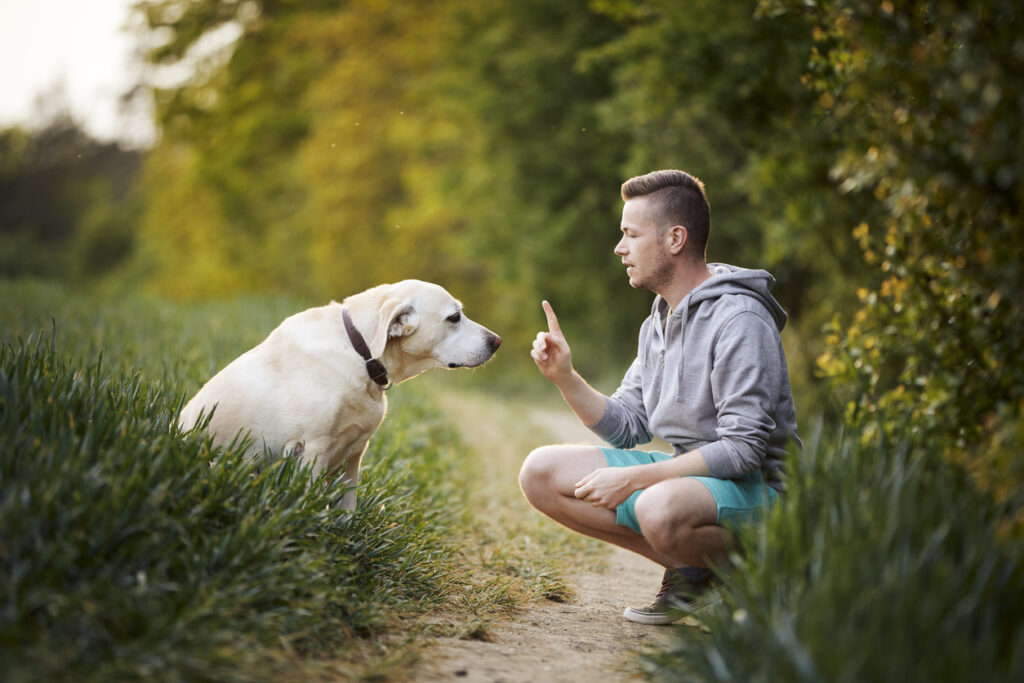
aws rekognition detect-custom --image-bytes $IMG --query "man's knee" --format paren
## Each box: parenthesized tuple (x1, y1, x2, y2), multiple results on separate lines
(633, 480, 715, 549)
(519, 445, 559, 502)
(520, 444, 605, 506)
(633, 488, 674, 545)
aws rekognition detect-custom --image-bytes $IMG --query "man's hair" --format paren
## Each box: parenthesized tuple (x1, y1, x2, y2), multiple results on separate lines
(620, 169, 711, 260)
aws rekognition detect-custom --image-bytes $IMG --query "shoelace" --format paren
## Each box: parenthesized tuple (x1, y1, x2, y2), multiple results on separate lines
(655, 573, 682, 601)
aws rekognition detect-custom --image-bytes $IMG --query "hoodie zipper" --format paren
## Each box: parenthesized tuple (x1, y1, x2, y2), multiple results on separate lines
(658, 308, 668, 369)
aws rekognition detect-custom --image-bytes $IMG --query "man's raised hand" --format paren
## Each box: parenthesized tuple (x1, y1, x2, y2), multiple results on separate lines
(531, 300, 573, 383)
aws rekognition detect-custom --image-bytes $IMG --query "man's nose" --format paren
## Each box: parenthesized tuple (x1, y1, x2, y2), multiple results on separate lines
(614, 239, 627, 254)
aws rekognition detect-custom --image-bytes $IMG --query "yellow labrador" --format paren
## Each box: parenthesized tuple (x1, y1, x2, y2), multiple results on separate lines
(178, 280, 501, 509)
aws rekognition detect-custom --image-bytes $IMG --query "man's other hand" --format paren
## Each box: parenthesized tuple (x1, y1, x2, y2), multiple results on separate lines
(573, 466, 642, 509)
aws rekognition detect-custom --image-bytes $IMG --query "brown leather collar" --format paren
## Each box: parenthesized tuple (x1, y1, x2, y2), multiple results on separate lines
(342, 308, 390, 388)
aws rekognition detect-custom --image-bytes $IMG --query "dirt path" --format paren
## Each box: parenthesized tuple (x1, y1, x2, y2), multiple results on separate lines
(417, 546, 666, 682)
(414, 386, 674, 682)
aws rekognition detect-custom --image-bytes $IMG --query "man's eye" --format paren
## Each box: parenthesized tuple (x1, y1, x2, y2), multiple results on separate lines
(447, 312, 462, 324)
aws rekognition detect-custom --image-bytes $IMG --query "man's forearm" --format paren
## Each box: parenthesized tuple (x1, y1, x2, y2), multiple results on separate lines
(553, 370, 608, 427)
(629, 448, 712, 490)
(652, 448, 711, 479)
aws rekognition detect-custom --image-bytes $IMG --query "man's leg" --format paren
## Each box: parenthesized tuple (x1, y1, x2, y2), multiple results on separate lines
(633, 477, 734, 569)
(620, 478, 732, 624)
(521, 446, 740, 624)
(518, 445, 678, 567)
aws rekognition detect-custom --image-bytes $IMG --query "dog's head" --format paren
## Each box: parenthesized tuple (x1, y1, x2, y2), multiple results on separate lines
(360, 280, 501, 380)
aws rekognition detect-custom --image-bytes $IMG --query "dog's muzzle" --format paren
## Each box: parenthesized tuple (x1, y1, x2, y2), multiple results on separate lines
(448, 333, 501, 368)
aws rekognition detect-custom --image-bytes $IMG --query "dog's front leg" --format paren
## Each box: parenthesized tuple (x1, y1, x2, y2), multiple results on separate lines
(336, 449, 364, 512)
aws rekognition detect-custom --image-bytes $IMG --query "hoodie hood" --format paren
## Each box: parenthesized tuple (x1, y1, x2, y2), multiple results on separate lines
(684, 263, 788, 331)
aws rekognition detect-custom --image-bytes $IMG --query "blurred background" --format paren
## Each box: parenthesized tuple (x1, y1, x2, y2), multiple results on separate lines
(1, 0, 1021, 496)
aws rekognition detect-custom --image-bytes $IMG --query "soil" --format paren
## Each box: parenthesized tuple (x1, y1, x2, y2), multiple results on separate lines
(412, 386, 679, 683)
(415, 546, 670, 682)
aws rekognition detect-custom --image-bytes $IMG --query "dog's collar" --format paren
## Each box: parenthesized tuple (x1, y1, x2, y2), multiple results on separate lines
(342, 308, 391, 389)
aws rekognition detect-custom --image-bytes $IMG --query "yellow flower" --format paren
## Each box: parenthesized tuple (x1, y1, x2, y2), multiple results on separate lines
(852, 222, 870, 248)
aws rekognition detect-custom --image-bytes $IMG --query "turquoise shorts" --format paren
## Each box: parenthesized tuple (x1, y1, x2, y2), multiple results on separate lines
(601, 447, 780, 535)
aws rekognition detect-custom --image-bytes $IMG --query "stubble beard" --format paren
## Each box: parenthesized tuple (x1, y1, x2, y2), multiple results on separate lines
(629, 252, 675, 295)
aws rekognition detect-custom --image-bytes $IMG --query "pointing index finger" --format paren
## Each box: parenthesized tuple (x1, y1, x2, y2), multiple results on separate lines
(541, 300, 563, 336)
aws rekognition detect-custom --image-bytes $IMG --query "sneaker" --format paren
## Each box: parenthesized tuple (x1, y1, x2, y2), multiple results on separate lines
(622, 568, 717, 625)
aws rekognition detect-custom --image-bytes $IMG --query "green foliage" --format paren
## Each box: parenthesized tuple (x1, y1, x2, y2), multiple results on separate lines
(583, 0, 861, 399)
(126, 0, 862, 388)
(139, 0, 324, 297)
(798, 0, 1024, 505)
(641, 3, 1024, 677)
(133, 0, 647, 375)
(0, 279, 299, 386)
(137, 1, 470, 299)
(437, 0, 645, 371)
(0, 283, 460, 679)
(0, 118, 141, 282)
(0, 281, 595, 678)
(640, 427, 1024, 682)
(293, 1, 476, 296)
(0, 328, 468, 680)
(6, 1, 1023, 676)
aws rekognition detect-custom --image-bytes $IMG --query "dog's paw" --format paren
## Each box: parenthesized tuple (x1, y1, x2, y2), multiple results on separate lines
(286, 440, 305, 459)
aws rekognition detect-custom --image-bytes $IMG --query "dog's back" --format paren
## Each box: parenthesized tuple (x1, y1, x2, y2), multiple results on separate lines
(178, 305, 377, 457)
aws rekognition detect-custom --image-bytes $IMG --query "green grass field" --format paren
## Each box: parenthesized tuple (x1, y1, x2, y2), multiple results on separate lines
(0, 280, 585, 681)
(3, 279, 1022, 682)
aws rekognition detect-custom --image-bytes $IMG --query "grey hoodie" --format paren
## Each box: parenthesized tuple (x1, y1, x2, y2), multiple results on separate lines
(590, 263, 799, 491)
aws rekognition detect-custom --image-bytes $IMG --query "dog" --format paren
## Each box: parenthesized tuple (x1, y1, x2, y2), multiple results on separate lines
(178, 280, 501, 509)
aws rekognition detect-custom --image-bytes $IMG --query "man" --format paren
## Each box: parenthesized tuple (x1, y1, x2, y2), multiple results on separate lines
(519, 169, 799, 625)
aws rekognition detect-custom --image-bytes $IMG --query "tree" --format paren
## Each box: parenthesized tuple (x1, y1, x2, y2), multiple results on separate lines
(133, 1, 645, 373)
(791, 0, 1024, 514)
(434, 0, 641, 374)
(585, 1, 901, 396)
(0, 116, 140, 282)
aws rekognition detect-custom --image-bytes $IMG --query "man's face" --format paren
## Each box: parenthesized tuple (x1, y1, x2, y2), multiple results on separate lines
(615, 196, 673, 292)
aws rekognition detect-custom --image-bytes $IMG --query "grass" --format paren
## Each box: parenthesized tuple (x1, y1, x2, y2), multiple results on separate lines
(24, 276, 1015, 682)
(372, 379, 607, 646)
(0, 279, 587, 681)
(640, 424, 1024, 682)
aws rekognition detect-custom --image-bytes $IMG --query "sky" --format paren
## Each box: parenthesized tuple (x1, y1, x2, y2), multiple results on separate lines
(0, 0, 156, 147)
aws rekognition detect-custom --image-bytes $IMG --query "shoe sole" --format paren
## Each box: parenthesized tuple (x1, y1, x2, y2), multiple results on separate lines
(622, 585, 727, 626)
(622, 606, 680, 625)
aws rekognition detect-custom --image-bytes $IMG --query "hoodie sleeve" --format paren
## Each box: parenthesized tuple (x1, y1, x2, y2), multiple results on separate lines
(700, 311, 783, 478)
(588, 355, 653, 448)
(588, 314, 657, 448)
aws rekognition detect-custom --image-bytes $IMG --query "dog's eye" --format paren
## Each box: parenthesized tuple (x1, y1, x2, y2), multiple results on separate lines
(446, 312, 462, 324)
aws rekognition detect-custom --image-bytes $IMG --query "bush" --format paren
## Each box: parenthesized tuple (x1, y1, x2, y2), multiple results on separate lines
(796, 0, 1024, 510)
(641, 425, 1024, 682)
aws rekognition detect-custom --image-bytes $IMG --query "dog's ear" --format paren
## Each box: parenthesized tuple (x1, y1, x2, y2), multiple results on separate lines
(370, 298, 418, 358)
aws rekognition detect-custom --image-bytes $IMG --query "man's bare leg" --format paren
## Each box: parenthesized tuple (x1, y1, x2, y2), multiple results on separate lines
(519, 445, 675, 565)
(519, 444, 730, 569)
(633, 477, 733, 569)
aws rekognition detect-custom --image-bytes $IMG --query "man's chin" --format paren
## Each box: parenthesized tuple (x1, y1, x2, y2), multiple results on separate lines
(627, 276, 649, 291)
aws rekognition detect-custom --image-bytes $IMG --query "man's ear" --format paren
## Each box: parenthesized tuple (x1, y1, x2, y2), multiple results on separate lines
(370, 298, 418, 358)
(667, 225, 688, 255)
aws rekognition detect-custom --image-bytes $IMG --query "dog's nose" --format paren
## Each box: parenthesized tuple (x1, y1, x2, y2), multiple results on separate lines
(490, 334, 502, 351)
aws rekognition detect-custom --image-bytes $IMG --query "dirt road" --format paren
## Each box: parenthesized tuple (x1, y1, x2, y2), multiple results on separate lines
(414, 387, 675, 682)
(417, 546, 668, 682)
